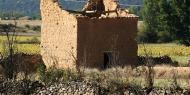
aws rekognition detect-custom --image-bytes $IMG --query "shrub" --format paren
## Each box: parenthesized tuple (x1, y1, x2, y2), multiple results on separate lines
(137, 30, 158, 43)
(25, 24, 30, 29)
(37, 66, 80, 85)
(29, 37, 40, 44)
(16, 37, 40, 44)
(37, 67, 65, 85)
(24, 25, 41, 32)
(157, 31, 173, 43)
(31, 26, 41, 32)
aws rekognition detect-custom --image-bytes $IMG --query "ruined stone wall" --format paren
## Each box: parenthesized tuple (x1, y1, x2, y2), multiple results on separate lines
(41, 0, 138, 69)
(83, 0, 119, 11)
(83, 0, 130, 17)
(40, 0, 77, 69)
(103, 0, 119, 11)
(77, 17, 138, 68)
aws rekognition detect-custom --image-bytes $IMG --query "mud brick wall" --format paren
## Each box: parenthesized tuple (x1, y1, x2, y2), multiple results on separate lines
(40, 0, 77, 69)
(40, 0, 138, 69)
(77, 17, 138, 68)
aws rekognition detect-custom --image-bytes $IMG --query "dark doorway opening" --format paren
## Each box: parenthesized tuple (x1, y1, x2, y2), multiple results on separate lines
(103, 52, 113, 69)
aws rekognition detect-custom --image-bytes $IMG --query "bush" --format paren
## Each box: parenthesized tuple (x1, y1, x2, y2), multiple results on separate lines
(177, 40, 190, 47)
(137, 30, 158, 43)
(136, 30, 147, 43)
(25, 24, 30, 29)
(31, 26, 41, 32)
(106, 79, 129, 94)
(37, 66, 65, 84)
(24, 25, 41, 32)
(37, 66, 80, 85)
(29, 37, 40, 44)
(16, 37, 40, 44)
(137, 30, 175, 43)
(157, 31, 173, 43)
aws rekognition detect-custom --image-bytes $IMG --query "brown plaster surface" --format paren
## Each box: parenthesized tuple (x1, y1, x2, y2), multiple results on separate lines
(77, 17, 138, 68)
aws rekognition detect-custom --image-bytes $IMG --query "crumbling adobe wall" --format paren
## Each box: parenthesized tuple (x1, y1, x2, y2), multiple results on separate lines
(83, 0, 118, 11)
(83, 0, 125, 17)
(83, 0, 105, 11)
(103, 0, 119, 11)
(77, 17, 138, 68)
(41, 0, 138, 69)
(40, 0, 77, 69)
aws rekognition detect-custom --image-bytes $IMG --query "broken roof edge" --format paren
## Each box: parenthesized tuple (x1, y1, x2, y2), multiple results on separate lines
(75, 13, 139, 19)
(42, 0, 138, 19)
(60, 10, 138, 19)
(64, 9, 139, 19)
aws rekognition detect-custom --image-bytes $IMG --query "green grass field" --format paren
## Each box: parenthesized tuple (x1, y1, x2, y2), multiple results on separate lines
(138, 43, 190, 66)
(138, 43, 190, 56)
(0, 36, 40, 54)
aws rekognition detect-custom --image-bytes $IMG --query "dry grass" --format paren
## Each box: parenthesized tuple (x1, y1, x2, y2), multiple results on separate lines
(80, 66, 190, 88)
(154, 66, 190, 79)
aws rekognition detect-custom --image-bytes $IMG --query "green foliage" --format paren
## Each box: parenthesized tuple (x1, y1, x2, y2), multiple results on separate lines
(15, 37, 40, 44)
(129, 6, 142, 20)
(36, 63, 46, 82)
(170, 0, 190, 46)
(121, 0, 142, 5)
(157, 31, 172, 43)
(105, 79, 129, 94)
(37, 66, 80, 85)
(0, 23, 18, 79)
(30, 37, 40, 43)
(24, 24, 41, 32)
(25, 24, 30, 29)
(43, 69, 64, 84)
(37, 66, 64, 84)
(142, 0, 190, 45)
(142, 0, 160, 43)
(31, 26, 41, 32)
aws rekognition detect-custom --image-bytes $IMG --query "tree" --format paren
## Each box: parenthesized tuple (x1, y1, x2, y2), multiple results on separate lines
(142, 0, 190, 45)
(129, 6, 142, 20)
(142, 0, 160, 43)
(157, 0, 190, 45)
(170, 0, 190, 46)
(157, 0, 173, 42)
(0, 20, 17, 79)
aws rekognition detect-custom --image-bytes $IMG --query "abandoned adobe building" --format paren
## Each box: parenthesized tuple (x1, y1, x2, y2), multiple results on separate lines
(40, 0, 138, 69)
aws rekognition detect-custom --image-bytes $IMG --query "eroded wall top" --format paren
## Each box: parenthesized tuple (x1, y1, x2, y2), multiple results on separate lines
(41, 0, 138, 18)
(82, 0, 138, 18)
